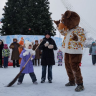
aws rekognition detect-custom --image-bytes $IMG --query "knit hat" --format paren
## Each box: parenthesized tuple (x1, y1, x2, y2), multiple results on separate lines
(35, 40, 38, 42)
(45, 30, 52, 36)
(25, 40, 32, 49)
(13, 38, 17, 42)
(4, 44, 8, 49)
(92, 42, 95, 44)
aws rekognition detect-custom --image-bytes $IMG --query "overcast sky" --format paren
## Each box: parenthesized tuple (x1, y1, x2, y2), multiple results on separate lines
(0, 0, 96, 39)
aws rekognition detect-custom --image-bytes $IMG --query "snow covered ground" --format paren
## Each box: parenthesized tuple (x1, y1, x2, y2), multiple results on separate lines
(0, 48, 96, 96)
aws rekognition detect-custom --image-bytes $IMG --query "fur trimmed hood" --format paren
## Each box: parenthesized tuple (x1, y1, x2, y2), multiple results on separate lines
(25, 40, 32, 49)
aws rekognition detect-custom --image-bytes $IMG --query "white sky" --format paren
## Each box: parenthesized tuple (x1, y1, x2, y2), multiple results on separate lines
(0, 0, 96, 39)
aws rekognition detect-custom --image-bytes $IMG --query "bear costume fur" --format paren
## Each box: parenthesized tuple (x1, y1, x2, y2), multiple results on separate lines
(54, 10, 86, 91)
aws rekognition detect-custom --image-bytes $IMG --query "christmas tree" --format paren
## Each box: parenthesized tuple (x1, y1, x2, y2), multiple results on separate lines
(0, 0, 56, 36)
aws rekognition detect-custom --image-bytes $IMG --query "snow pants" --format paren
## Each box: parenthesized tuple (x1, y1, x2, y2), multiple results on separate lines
(18, 72, 37, 83)
(0, 57, 2, 67)
(92, 55, 96, 65)
(65, 53, 83, 85)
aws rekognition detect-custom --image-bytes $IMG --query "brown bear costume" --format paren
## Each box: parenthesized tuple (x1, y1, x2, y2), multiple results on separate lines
(54, 10, 86, 92)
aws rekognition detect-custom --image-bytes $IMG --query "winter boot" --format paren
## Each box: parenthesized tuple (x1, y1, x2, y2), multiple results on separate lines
(48, 80, 52, 83)
(65, 82, 75, 86)
(17, 82, 22, 85)
(33, 81, 38, 84)
(75, 85, 84, 92)
(41, 80, 45, 83)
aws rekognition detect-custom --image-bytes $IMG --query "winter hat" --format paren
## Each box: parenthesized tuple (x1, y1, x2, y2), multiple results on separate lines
(13, 38, 17, 42)
(4, 44, 8, 49)
(92, 42, 95, 44)
(25, 40, 32, 49)
(45, 30, 52, 36)
(35, 40, 38, 42)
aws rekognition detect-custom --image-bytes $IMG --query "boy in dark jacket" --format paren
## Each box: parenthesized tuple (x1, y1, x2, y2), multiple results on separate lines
(39, 31, 57, 83)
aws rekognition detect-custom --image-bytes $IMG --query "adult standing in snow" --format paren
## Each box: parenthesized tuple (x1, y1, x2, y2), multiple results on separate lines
(0, 40, 4, 68)
(39, 31, 57, 83)
(9, 38, 20, 68)
(89, 42, 96, 65)
(54, 10, 86, 92)
(33, 40, 41, 66)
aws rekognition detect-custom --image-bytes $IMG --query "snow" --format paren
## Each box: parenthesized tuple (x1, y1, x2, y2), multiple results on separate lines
(0, 48, 96, 96)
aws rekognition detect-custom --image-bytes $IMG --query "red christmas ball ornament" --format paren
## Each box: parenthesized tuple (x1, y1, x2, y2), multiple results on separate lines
(29, 28, 31, 30)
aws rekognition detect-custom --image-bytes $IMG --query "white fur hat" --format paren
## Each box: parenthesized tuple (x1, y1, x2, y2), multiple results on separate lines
(25, 40, 32, 49)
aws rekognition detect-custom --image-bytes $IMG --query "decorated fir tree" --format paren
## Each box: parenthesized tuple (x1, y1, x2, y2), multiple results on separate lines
(0, 0, 56, 36)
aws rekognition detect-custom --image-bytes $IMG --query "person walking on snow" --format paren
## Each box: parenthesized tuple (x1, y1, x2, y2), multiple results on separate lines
(39, 31, 57, 83)
(89, 42, 96, 65)
(17, 40, 38, 85)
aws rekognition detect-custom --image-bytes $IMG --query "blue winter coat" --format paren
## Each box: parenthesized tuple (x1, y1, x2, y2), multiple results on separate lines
(89, 42, 96, 55)
(20, 49, 35, 74)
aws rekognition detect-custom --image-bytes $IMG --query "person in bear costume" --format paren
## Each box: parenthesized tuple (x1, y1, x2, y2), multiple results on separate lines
(54, 10, 86, 92)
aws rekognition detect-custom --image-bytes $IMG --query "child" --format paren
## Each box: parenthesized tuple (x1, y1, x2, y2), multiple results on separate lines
(17, 40, 38, 85)
(2, 44, 10, 68)
(57, 49, 63, 66)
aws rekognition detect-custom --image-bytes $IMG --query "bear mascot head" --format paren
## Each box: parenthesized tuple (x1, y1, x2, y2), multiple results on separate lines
(54, 10, 80, 30)
(54, 10, 86, 49)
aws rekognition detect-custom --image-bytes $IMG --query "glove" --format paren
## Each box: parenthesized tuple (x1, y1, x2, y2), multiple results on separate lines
(23, 51, 29, 56)
(31, 58, 33, 60)
(44, 41, 49, 47)
(48, 44, 54, 49)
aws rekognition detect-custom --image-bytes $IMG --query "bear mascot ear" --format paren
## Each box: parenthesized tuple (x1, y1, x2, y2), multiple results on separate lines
(64, 10, 71, 18)
(54, 20, 60, 27)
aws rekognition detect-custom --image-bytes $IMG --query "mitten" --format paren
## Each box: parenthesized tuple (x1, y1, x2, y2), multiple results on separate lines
(23, 51, 29, 56)
(48, 44, 54, 49)
(32, 51, 35, 55)
(10, 45, 14, 48)
(44, 41, 49, 47)
(72, 33, 78, 41)
(31, 58, 33, 60)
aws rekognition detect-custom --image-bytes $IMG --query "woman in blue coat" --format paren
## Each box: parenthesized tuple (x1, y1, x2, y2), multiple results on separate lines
(17, 40, 38, 85)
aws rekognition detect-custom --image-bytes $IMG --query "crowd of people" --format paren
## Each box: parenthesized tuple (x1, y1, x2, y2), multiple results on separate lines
(1, 31, 96, 92)
(0, 36, 64, 69)
(0, 38, 42, 68)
